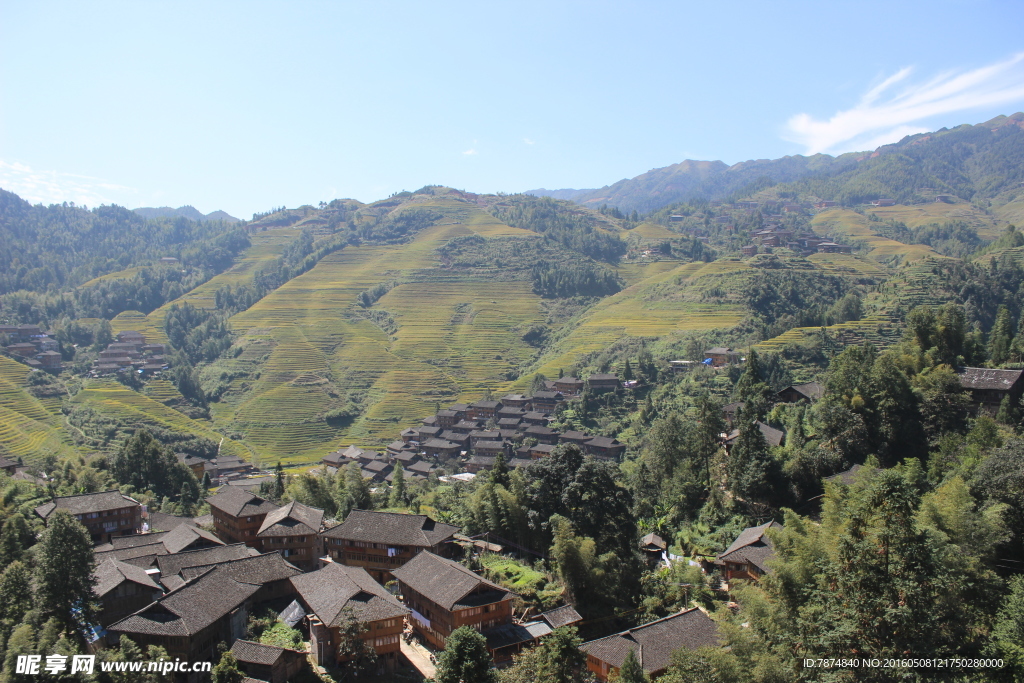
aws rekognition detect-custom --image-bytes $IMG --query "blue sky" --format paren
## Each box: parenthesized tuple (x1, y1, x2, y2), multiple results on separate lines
(2, 1, 1024, 218)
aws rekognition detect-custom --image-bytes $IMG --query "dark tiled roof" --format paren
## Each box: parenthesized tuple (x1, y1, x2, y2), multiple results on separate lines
(290, 562, 408, 626)
(391, 551, 514, 611)
(35, 490, 140, 519)
(105, 532, 169, 550)
(161, 524, 226, 553)
(957, 367, 1024, 391)
(94, 544, 167, 568)
(587, 374, 619, 381)
(530, 444, 555, 454)
(147, 512, 193, 532)
(824, 464, 878, 486)
(717, 521, 782, 573)
(525, 425, 556, 436)
(257, 501, 324, 537)
(780, 381, 823, 400)
(581, 609, 720, 673)
(757, 422, 785, 448)
(642, 533, 667, 550)
(559, 431, 591, 441)
(448, 403, 470, 411)
(540, 604, 582, 629)
(94, 557, 162, 597)
(205, 488, 278, 518)
(110, 566, 260, 637)
(155, 543, 257, 577)
(585, 436, 622, 448)
(471, 400, 501, 409)
(231, 640, 301, 667)
(483, 621, 551, 650)
(178, 552, 301, 584)
(322, 510, 459, 547)
(422, 438, 459, 450)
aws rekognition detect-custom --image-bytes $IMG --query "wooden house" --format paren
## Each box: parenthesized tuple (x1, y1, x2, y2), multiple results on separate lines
(230, 640, 307, 683)
(35, 490, 143, 544)
(957, 367, 1024, 415)
(775, 381, 823, 403)
(290, 563, 408, 674)
(392, 551, 516, 653)
(586, 373, 620, 391)
(320, 509, 460, 583)
(715, 521, 781, 585)
(582, 609, 720, 681)
(256, 501, 325, 570)
(93, 558, 164, 627)
(206, 488, 279, 547)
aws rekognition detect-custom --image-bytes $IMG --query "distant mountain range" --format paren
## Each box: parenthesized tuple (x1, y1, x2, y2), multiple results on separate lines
(133, 205, 239, 223)
(529, 113, 1024, 215)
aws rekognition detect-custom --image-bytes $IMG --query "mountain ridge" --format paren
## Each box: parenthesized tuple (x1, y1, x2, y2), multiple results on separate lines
(133, 205, 239, 223)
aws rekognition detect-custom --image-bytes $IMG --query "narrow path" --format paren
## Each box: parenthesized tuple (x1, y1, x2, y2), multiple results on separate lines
(400, 638, 436, 679)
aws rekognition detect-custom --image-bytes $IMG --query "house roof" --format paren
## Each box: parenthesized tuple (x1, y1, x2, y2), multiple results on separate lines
(147, 512, 193, 532)
(581, 609, 720, 673)
(231, 640, 301, 667)
(824, 463, 878, 486)
(588, 374, 619, 381)
(717, 521, 782, 573)
(391, 551, 514, 611)
(94, 557, 162, 598)
(205, 487, 278, 518)
(421, 438, 459, 450)
(93, 544, 168, 569)
(155, 543, 259, 577)
(705, 347, 735, 355)
(321, 509, 460, 547)
(778, 381, 823, 401)
(178, 552, 301, 585)
(642, 533, 667, 551)
(257, 501, 324, 537)
(290, 562, 408, 627)
(559, 431, 591, 441)
(161, 523, 227, 553)
(35, 490, 140, 520)
(471, 400, 501, 409)
(483, 621, 552, 650)
(957, 367, 1024, 391)
(585, 436, 623, 449)
(539, 604, 582, 629)
(110, 566, 261, 637)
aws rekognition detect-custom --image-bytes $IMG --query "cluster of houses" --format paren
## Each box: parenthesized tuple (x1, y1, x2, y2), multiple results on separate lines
(33, 487, 737, 682)
(0, 323, 63, 370)
(91, 330, 168, 376)
(742, 226, 852, 257)
(325, 375, 629, 481)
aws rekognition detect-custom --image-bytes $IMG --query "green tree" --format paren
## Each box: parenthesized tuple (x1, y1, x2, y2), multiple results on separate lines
(211, 650, 244, 683)
(344, 461, 371, 512)
(989, 305, 1014, 366)
(0, 623, 36, 683)
(201, 471, 212, 489)
(727, 419, 778, 504)
(101, 636, 171, 683)
(623, 359, 633, 382)
(0, 561, 33, 625)
(0, 513, 33, 566)
(616, 649, 649, 683)
(35, 509, 97, 635)
(490, 452, 510, 489)
(987, 575, 1024, 679)
(498, 627, 588, 683)
(389, 465, 407, 507)
(435, 626, 495, 683)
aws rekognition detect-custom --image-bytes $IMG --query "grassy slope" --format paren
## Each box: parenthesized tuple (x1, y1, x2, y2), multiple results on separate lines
(811, 208, 938, 261)
(0, 356, 81, 463)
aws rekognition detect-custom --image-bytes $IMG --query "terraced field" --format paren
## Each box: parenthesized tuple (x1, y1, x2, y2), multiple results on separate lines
(811, 209, 937, 261)
(70, 379, 251, 460)
(522, 260, 747, 383)
(0, 355, 78, 463)
(866, 202, 1001, 239)
(211, 198, 548, 460)
(755, 313, 903, 354)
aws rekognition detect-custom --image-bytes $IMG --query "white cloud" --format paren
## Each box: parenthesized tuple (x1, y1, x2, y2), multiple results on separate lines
(462, 148, 477, 155)
(523, 137, 535, 145)
(785, 52, 1024, 154)
(0, 159, 136, 207)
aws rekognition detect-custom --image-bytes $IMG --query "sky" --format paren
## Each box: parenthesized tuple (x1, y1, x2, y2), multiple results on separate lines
(2, 1, 1024, 218)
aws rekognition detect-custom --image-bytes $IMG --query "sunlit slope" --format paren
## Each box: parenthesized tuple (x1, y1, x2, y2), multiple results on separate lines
(866, 202, 1001, 240)
(0, 355, 81, 463)
(519, 260, 747, 384)
(217, 199, 544, 461)
(70, 379, 251, 459)
(811, 209, 938, 261)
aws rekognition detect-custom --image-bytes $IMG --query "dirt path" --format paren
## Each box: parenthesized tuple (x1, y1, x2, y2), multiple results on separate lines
(400, 638, 436, 679)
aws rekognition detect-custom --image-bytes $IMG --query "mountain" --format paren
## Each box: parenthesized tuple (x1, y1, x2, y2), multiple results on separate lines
(133, 205, 240, 222)
(530, 113, 1024, 215)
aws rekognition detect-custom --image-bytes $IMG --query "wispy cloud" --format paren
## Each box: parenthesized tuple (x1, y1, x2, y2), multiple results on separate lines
(523, 137, 535, 145)
(462, 148, 477, 155)
(786, 52, 1024, 154)
(0, 159, 136, 207)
